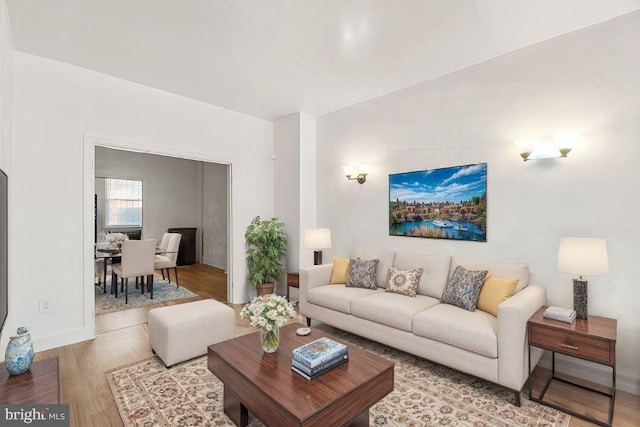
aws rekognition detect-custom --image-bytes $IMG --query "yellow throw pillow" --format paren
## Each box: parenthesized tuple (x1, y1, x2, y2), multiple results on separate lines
(329, 257, 350, 284)
(477, 274, 519, 316)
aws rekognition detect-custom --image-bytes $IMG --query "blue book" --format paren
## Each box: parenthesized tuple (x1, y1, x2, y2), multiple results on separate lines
(292, 353, 349, 376)
(291, 357, 348, 380)
(292, 337, 348, 369)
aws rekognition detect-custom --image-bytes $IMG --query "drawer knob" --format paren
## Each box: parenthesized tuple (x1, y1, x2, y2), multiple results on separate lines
(561, 343, 579, 350)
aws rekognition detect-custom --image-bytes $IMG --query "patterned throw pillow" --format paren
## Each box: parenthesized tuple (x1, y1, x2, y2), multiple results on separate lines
(440, 266, 488, 311)
(346, 258, 379, 289)
(385, 267, 424, 297)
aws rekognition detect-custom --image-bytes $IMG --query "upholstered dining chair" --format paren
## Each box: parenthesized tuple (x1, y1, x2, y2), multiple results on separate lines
(112, 239, 156, 304)
(94, 259, 112, 293)
(154, 232, 181, 287)
(158, 232, 171, 252)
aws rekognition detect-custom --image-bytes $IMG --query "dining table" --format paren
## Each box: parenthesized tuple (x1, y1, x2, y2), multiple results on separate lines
(95, 246, 172, 296)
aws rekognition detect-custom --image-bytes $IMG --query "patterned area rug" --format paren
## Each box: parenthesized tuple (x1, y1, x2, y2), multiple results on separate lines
(95, 278, 198, 315)
(107, 326, 571, 427)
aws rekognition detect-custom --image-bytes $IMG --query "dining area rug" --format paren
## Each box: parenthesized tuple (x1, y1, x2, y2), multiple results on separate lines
(106, 327, 571, 427)
(95, 278, 198, 315)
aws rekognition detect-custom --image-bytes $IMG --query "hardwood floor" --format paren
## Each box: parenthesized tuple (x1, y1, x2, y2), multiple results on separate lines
(31, 263, 640, 426)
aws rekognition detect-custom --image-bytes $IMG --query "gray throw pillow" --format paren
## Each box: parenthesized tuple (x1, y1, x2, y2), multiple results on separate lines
(347, 258, 379, 289)
(440, 265, 488, 311)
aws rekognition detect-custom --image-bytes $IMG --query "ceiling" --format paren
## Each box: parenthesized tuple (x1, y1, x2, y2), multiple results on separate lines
(6, 0, 640, 121)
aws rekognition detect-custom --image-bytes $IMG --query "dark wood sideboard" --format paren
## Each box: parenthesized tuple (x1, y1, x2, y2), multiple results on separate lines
(168, 227, 197, 265)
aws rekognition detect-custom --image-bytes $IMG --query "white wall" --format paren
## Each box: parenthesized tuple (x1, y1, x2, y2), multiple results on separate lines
(273, 112, 317, 300)
(299, 113, 318, 270)
(274, 113, 300, 286)
(316, 12, 640, 393)
(0, 0, 12, 352)
(95, 147, 203, 261)
(201, 162, 228, 269)
(11, 51, 273, 351)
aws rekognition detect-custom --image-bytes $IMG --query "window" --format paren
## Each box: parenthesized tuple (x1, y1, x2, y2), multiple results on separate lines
(104, 178, 142, 227)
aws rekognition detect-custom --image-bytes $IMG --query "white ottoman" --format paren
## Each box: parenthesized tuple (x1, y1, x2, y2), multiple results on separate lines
(148, 299, 235, 367)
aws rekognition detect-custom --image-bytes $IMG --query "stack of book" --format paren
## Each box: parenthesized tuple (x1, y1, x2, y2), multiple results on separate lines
(292, 337, 349, 380)
(543, 306, 576, 324)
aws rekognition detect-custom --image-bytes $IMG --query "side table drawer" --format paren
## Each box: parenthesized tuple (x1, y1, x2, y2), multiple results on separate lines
(529, 325, 613, 365)
(287, 273, 299, 288)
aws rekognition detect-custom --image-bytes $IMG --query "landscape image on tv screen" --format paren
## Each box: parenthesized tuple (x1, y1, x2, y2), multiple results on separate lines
(389, 163, 487, 242)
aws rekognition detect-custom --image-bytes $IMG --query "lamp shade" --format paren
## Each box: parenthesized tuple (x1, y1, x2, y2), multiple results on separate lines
(557, 238, 609, 276)
(304, 228, 332, 250)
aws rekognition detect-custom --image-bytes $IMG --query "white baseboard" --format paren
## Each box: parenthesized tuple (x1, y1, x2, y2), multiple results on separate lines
(202, 257, 225, 271)
(32, 326, 95, 353)
(539, 352, 639, 395)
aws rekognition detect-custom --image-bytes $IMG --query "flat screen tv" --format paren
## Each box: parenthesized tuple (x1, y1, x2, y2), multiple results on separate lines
(0, 168, 7, 335)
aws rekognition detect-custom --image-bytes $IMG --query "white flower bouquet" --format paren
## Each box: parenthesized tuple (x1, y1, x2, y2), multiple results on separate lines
(240, 294, 296, 352)
(106, 232, 129, 246)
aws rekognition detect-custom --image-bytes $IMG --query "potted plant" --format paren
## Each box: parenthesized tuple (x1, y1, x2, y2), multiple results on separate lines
(245, 216, 287, 296)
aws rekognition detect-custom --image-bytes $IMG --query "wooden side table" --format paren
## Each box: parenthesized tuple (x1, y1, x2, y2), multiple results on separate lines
(286, 272, 299, 302)
(0, 357, 61, 404)
(527, 306, 616, 426)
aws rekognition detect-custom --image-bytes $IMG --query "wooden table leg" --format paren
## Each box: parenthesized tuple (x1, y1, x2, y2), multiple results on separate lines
(348, 409, 370, 427)
(224, 385, 248, 427)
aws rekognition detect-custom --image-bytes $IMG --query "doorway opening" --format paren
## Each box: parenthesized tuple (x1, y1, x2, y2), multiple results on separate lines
(84, 137, 233, 333)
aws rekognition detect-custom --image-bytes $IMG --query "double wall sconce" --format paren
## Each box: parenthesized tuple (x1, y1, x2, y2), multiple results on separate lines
(515, 133, 579, 161)
(343, 164, 369, 184)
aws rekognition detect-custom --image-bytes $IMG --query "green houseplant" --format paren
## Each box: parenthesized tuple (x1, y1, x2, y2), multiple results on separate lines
(245, 216, 287, 296)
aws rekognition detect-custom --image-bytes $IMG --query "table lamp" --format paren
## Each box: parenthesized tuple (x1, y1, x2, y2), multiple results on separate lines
(304, 228, 332, 265)
(557, 237, 609, 320)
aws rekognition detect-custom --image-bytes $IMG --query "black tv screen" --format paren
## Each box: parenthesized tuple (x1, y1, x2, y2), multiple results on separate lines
(0, 168, 6, 335)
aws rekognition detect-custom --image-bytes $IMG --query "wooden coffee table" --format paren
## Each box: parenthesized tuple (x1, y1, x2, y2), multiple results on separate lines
(208, 323, 394, 427)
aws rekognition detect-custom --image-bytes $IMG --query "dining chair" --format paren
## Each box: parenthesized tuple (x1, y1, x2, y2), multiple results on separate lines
(94, 242, 111, 292)
(154, 232, 182, 287)
(112, 239, 156, 304)
(94, 259, 112, 293)
(158, 232, 171, 252)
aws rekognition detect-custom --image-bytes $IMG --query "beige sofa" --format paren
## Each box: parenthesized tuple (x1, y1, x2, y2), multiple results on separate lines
(299, 249, 546, 406)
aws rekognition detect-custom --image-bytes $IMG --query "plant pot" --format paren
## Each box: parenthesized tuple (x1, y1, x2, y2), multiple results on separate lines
(256, 282, 274, 296)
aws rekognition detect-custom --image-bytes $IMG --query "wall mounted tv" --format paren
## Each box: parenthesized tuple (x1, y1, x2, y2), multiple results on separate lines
(389, 163, 487, 242)
(0, 168, 7, 334)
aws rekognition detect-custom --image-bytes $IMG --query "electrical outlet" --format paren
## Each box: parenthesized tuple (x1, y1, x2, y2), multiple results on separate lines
(39, 298, 52, 313)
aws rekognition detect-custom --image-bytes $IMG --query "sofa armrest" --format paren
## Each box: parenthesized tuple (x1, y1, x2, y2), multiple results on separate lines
(497, 285, 547, 391)
(299, 264, 333, 316)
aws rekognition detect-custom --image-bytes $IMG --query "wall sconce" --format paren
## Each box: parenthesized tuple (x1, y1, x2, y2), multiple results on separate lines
(343, 164, 369, 184)
(515, 133, 578, 161)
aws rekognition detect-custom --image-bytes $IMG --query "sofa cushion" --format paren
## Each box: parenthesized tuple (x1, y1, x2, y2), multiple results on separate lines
(440, 266, 488, 311)
(412, 303, 498, 358)
(329, 257, 350, 284)
(477, 274, 519, 316)
(393, 252, 452, 298)
(385, 267, 423, 297)
(307, 285, 381, 314)
(347, 258, 379, 289)
(351, 293, 440, 332)
(351, 249, 396, 288)
(451, 257, 529, 293)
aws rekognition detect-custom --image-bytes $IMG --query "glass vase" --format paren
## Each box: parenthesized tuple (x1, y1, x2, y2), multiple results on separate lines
(260, 326, 279, 353)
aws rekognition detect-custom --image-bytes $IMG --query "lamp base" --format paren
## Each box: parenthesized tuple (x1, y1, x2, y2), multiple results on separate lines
(313, 250, 323, 266)
(573, 279, 588, 320)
